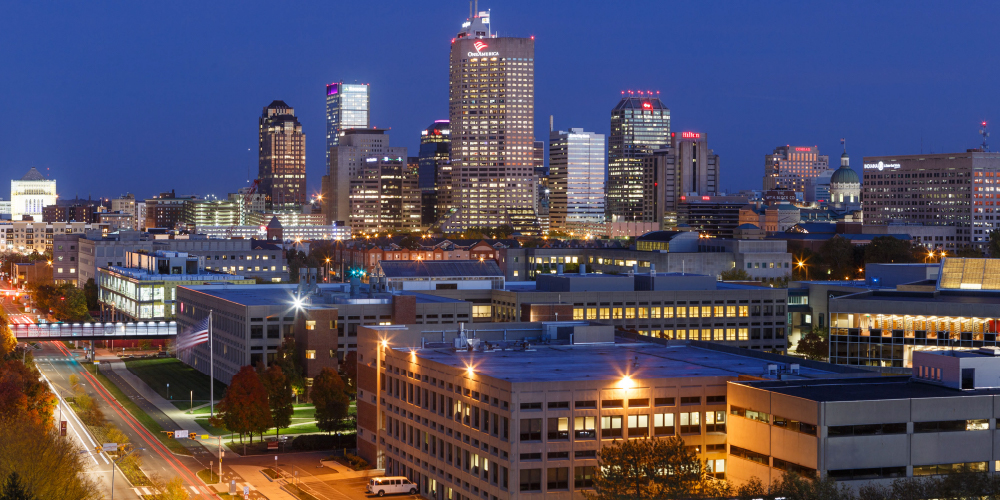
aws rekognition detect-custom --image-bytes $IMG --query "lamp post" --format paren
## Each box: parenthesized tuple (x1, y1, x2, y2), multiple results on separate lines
(190, 390, 193, 413)
(166, 382, 170, 400)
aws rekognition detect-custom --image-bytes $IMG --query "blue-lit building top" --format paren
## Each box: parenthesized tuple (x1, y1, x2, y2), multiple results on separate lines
(326, 82, 370, 161)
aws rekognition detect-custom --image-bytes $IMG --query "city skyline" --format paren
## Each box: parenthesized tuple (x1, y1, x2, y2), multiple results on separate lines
(0, 2, 998, 200)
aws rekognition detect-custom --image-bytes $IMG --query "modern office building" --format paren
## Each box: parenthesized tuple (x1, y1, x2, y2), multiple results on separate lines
(259, 100, 307, 208)
(727, 352, 1000, 488)
(676, 196, 750, 238)
(443, 8, 538, 233)
(356, 324, 856, 498)
(644, 132, 720, 226)
(0, 220, 107, 255)
(419, 121, 452, 226)
(11, 167, 57, 221)
(763, 146, 830, 193)
(324, 129, 408, 226)
(345, 149, 419, 234)
(499, 236, 792, 283)
(548, 129, 606, 233)
(144, 191, 195, 229)
(862, 151, 1000, 246)
(606, 93, 671, 223)
(175, 277, 474, 383)
(228, 188, 267, 226)
(97, 251, 254, 321)
(490, 270, 792, 352)
(828, 258, 1000, 368)
(71, 230, 289, 286)
(326, 81, 371, 163)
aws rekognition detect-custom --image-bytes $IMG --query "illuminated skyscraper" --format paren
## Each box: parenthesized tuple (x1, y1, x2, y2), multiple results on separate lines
(443, 8, 537, 233)
(418, 120, 451, 225)
(763, 145, 830, 192)
(259, 101, 306, 208)
(549, 128, 606, 233)
(606, 93, 670, 222)
(326, 82, 370, 162)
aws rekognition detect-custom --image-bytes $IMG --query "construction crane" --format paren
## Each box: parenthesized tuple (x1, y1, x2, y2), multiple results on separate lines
(226, 179, 260, 239)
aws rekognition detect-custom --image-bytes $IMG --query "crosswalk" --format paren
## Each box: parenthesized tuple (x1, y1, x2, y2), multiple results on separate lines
(132, 484, 228, 497)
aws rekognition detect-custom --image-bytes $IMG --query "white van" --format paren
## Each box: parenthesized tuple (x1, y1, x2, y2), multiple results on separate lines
(366, 476, 417, 496)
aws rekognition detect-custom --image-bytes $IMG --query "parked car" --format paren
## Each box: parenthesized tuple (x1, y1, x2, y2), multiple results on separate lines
(367, 476, 417, 496)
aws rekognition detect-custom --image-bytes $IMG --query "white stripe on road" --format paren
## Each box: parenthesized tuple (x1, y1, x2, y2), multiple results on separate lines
(37, 366, 105, 465)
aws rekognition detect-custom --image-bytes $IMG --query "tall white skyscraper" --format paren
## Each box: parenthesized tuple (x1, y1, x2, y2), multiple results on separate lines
(326, 82, 371, 162)
(442, 8, 537, 233)
(548, 128, 606, 233)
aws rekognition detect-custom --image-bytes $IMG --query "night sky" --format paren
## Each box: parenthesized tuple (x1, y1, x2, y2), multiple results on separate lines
(1, 1, 997, 200)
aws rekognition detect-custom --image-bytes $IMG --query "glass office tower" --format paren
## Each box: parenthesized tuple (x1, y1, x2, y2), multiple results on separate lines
(419, 120, 451, 225)
(549, 128, 606, 233)
(326, 82, 371, 162)
(606, 93, 670, 222)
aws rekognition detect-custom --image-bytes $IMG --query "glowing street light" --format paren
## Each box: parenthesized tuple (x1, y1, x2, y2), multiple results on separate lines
(620, 375, 635, 390)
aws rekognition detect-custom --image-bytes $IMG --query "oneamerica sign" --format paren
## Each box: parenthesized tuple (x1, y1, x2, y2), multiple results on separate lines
(864, 161, 901, 171)
(467, 51, 500, 57)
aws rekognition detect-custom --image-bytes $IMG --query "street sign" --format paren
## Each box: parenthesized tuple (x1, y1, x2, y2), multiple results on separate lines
(102, 443, 118, 452)
(60, 421, 66, 436)
(244, 486, 249, 495)
(174, 430, 189, 439)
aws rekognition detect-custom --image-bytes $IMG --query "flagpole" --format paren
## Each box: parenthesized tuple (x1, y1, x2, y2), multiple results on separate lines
(209, 310, 214, 418)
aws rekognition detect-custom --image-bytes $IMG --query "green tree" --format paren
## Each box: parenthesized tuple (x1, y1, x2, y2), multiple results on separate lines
(795, 326, 830, 361)
(261, 364, 293, 439)
(311, 367, 350, 433)
(956, 246, 983, 258)
(273, 339, 305, 401)
(340, 350, 358, 396)
(211, 366, 271, 443)
(719, 268, 752, 281)
(50, 285, 90, 322)
(818, 235, 856, 280)
(0, 416, 99, 498)
(588, 436, 730, 500)
(864, 236, 918, 265)
(82, 278, 99, 311)
(0, 471, 34, 500)
(990, 229, 1000, 258)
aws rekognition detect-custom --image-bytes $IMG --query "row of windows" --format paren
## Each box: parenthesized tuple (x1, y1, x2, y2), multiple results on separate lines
(519, 411, 727, 441)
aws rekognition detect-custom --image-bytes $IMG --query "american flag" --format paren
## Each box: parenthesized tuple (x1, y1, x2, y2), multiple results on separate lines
(175, 316, 209, 350)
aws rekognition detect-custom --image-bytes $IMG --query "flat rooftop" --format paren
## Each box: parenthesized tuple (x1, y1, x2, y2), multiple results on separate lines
(405, 341, 847, 384)
(738, 376, 1000, 402)
(836, 290, 1000, 305)
(181, 284, 466, 306)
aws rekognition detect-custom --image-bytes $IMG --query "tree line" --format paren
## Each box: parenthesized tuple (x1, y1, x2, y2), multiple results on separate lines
(210, 348, 351, 443)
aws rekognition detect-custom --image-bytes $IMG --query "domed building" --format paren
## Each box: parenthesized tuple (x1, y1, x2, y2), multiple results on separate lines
(830, 147, 861, 210)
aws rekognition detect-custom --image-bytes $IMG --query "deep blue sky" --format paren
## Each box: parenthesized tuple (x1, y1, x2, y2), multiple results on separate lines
(1, 1, 997, 200)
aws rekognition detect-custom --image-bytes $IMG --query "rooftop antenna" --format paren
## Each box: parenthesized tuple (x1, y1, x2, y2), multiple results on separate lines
(549, 115, 553, 133)
(980, 121, 990, 152)
(469, 1, 473, 18)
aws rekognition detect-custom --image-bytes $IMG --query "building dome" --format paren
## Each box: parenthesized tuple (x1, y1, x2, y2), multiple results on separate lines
(830, 165, 859, 185)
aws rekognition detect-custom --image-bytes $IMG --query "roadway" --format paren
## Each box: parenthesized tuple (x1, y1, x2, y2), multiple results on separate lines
(36, 342, 218, 499)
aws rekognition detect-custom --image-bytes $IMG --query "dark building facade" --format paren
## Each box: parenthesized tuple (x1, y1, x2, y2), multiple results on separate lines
(418, 120, 451, 225)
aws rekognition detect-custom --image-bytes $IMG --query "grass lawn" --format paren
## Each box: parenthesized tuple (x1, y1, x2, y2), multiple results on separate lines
(124, 358, 226, 403)
(284, 484, 320, 500)
(197, 469, 220, 484)
(84, 364, 191, 456)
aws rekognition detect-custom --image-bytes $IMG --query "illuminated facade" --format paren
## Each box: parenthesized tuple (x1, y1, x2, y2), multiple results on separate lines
(259, 101, 306, 208)
(324, 129, 406, 224)
(326, 82, 370, 162)
(444, 9, 538, 233)
(862, 151, 1000, 246)
(606, 94, 670, 222)
(11, 167, 57, 221)
(829, 258, 1000, 368)
(419, 120, 451, 226)
(762, 145, 830, 193)
(548, 128, 605, 233)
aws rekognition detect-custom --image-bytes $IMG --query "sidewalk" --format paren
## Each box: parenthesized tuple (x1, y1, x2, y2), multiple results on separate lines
(94, 350, 227, 457)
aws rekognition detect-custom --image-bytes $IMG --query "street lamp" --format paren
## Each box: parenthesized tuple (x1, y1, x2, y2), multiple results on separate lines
(166, 383, 170, 400)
